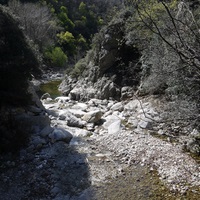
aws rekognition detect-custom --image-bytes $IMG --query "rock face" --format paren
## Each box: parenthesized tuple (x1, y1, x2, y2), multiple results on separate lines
(0, 7, 42, 153)
(59, 11, 141, 101)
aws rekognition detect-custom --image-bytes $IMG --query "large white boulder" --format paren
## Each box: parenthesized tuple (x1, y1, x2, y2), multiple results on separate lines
(108, 120, 121, 134)
(124, 100, 140, 111)
(110, 102, 124, 112)
(82, 110, 103, 123)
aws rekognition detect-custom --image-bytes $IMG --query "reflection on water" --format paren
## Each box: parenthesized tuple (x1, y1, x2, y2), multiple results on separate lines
(38, 80, 62, 99)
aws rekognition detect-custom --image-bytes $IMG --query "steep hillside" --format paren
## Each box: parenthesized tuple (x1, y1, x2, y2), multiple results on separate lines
(0, 6, 48, 153)
(59, 1, 200, 155)
(59, 9, 142, 100)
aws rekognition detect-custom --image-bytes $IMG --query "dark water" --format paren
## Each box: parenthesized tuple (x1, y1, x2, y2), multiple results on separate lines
(38, 80, 62, 99)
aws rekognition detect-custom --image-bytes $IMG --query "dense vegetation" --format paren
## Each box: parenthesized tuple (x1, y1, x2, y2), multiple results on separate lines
(5, 0, 123, 68)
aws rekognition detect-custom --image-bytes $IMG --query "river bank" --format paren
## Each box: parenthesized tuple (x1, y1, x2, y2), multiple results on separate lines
(0, 80, 200, 199)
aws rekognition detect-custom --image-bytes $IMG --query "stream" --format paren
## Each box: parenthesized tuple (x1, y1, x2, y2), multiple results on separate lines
(36, 80, 200, 199)
(0, 80, 199, 199)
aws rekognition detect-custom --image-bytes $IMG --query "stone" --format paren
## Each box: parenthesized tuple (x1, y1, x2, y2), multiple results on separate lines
(86, 123, 95, 131)
(127, 117, 138, 128)
(187, 139, 200, 154)
(121, 86, 133, 100)
(41, 93, 51, 100)
(46, 97, 53, 102)
(49, 127, 73, 143)
(103, 114, 120, 129)
(51, 186, 60, 195)
(68, 109, 86, 118)
(71, 103, 88, 111)
(158, 129, 165, 135)
(190, 129, 200, 139)
(40, 126, 54, 137)
(66, 113, 86, 128)
(55, 96, 70, 103)
(82, 110, 103, 123)
(74, 129, 91, 137)
(124, 100, 139, 111)
(110, 102, 123, 112)
(58, 115, 66, 120)
(108, 120, 121, 134)
(31, 136, 46, 148)
(28, 105, 43, 114)
(69, 88, 81, 101)
(138, 120, 152, 129)
(101, 81, 119, 100)
(58, 75, 75, 95)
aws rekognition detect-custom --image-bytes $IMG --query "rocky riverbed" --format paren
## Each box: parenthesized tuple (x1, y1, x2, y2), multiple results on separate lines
(0, 88, 200, 199)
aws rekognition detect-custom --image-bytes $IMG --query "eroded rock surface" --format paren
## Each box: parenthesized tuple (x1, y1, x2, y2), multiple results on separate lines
(0, 93, 200, 199)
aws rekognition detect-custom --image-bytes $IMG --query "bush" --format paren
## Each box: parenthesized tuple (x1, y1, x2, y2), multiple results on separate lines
(70, 58, 87, 78)
(45, 47, 68, 68)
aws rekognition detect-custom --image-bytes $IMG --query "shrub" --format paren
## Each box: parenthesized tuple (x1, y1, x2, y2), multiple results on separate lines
(45, 46, 67, 68)
(70, 58, 87, 78)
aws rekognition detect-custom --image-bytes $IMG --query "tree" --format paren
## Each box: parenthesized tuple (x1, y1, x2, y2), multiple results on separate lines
(57, 6, 75, 30)
(45, 46, 67, 68)
(57, 31, 76, 55)
(132, 0, 200, 123)
(8, 0, 59, 51)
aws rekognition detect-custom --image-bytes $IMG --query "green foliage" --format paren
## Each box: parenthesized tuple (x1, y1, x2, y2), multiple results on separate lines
(70, 58, 87, 78)
(57, 31, 75, 43)
(79, 2, 86, 15)
(58, 6, 75, 30)
(45, 46, 67, 68)
(77, 34, 87, 48)
(40, 0, 108, 60)
(57, 31, 76, 55)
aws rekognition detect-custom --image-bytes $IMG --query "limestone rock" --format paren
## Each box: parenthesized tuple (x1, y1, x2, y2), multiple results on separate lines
(66, 113, 86, 128)
(190, 129, 200, 139)
(82, 110, 103, 123)
(58, 75, 76, 96)
(69, 88, 81, 101)
(124, 100, 139, 111)
(68, 109, 86, 118)
(71, 103, 88, 111)
(121, 86, 134, 100)
(127, 117, 138, 128)
(138, 120, 152, 129)
(110, 102, 123, 112)
(49, 127, 73, 143)
(41, 93, 51, 100)
(55, 96, 70, 103)
(103, 114, 120, 129)
(108, 120, 121, 134)
(187, 139, 200, 155)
